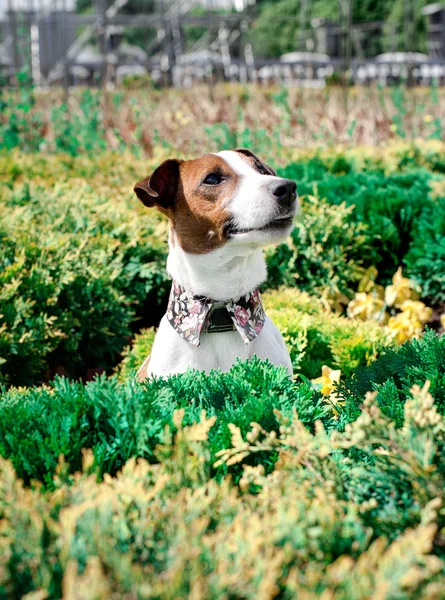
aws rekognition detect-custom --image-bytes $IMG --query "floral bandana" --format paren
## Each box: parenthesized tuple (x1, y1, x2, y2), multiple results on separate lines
(166, 281, 266, 347)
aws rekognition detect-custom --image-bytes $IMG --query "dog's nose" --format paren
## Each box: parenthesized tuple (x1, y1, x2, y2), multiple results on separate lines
(269, 179, 297, 206)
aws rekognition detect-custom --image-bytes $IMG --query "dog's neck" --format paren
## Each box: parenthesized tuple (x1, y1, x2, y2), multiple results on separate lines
(166, 231, 267, 301)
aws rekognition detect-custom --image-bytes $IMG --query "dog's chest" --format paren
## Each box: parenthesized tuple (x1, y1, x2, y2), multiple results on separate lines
(147, 314, 292, 378)
(151, 315, 251, 375)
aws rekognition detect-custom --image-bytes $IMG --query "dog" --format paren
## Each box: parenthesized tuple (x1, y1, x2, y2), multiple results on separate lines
(134, 148, 298, 380)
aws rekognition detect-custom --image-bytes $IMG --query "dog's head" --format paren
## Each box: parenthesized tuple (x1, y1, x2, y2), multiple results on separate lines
(134, 149, 297, 254)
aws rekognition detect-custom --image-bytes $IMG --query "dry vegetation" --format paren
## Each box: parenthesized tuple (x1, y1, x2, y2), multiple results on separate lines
(3, 84, 444, 157)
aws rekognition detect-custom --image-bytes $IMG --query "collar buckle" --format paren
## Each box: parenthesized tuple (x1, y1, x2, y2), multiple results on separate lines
(205, 306, 236, 334)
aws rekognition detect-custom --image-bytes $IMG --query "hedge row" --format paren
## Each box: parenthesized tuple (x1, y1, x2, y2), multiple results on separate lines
(1, 331, 445, 597)
(273, 165, 445, 300)
(1, 330, 443, 489)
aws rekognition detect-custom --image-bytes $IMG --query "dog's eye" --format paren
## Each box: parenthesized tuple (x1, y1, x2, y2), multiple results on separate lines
(255, 162, 268, 175)
(203, 173, 223, 185)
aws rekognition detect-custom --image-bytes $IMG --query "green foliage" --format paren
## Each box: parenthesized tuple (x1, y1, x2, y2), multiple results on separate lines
(337, 329, 445, 427)
(4, 85, 445, 156)
(405, 237, 445, 303)
(265, 196, 368, 300)
(0, 358, 328, 487)
(264, 288, 394, 378)
(1, 362, 445, 597)
(252, 0, 428, 57)
(2, 86, 445, 597)
(0, 178, 168, 385)
(0, 79, 44, 152)
(404, 196, 445, 303)
(282, 167, 434, 284)
(1, 87, 122, 156)
(271, 162, 445, 302)
(382, 0, 428, 55)
(2, 146, 444, 385)
(250, 0, 320, 58)
(118, 327, 157, 380)
(50, 91, 108, 156)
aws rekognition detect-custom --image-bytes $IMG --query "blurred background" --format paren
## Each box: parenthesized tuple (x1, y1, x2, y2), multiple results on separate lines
(2, 0, 445, 89)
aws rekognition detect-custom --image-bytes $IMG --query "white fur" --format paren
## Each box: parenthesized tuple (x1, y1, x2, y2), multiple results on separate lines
(166, 232, 266, 300)
(140, 150, 297, 380)
(148, 314, 292, 376)
(216, 150, 297, 247)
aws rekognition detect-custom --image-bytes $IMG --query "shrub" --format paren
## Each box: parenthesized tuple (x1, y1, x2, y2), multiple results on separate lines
(406, 237, 445, 304)
(272, 165, 445, 303)
(281, 167, 435, 284)
(1, 148, 443, 384)
(404, 196, 445, 304)
(0, 358, 328, 487)
(1, 381, 445, 598)
(264, 288, 394, 379)
(337, 329, 445, 427)
(265, 196, 368, 301)
(0, 180, 169, 385)
(117, 327, 157, 380)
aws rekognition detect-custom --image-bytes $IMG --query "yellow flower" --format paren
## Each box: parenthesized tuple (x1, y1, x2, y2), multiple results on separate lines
(423, 114, 434, 123)
(440, 314, 445, 331)
(312, 366, 344, 415)
(347, 292, 387, 323)
(387, 312, 423, 344)
(312, 365, 341, 396)
(399, 300, 432, 325)
(385, 268, 419, 308)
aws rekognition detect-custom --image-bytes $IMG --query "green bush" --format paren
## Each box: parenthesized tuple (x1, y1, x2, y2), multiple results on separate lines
(272, 163, 445, 304)
(0, 179, 168, 385)
(406, 237, 445, 304)
(2, 104, 445, 599)
(1, 366, 445, 597)
(117, 327, 157, 380)
(337, 329, 445, 428)
(0, 358, 328, 487)
(265, 196, 368, 301)
(277, 143, 445, 177)
(279, 166, 436, 285)
(264, 288, 394, 379)
(404, 196, 445, 304)
(2, 148, 444, 385)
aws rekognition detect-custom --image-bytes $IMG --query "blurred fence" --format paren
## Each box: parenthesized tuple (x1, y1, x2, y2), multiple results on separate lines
(2, 0, 445, 88)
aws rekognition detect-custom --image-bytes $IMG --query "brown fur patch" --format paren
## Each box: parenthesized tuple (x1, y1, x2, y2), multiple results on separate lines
(135, 153, 242, 254)
(169, 154, 239, 254)
(136, 354, 151, 382)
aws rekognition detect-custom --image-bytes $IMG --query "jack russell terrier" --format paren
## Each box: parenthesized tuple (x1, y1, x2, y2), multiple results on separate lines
(134, 148, 298, 380)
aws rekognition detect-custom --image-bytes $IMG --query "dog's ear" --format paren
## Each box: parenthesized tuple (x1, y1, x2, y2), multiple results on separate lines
(235, 148, 276, 176)
(134, 159, 183, 209)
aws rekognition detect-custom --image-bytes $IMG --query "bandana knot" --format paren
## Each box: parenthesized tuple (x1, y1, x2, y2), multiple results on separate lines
(166, 281, 266, 347)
